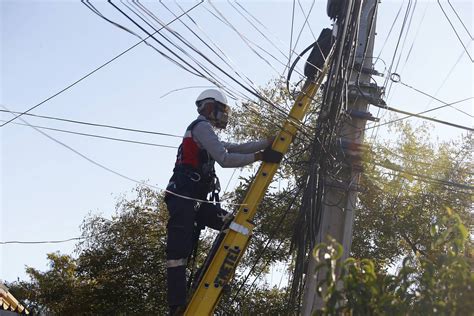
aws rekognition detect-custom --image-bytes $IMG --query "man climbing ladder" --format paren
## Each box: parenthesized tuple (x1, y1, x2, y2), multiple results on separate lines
(164, 88, 283, 315)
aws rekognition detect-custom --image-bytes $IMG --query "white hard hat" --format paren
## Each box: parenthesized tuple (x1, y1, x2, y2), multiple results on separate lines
(195, 89, 228, 106)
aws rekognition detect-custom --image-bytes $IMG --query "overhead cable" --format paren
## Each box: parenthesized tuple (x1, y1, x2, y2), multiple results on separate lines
(126, 1, 319, 127)
(108, 1, 291, 121)
(447, 0, 473, 40)
(296, 0, 317, 41)
(205, 2, 283, 75)
(287, 0, 297, 74)
(437, 0, 474, 62)
(3, 119, 179, 148)
(155, 5, 297, 125)
(227, 0, 289, 62)
(371, 103, 473, 131)
(373, 160, 474, 191)
(384, 0, 414, 98)
(0, 237, 83, 245)
(376, 0, 405, 61)
(157, 2, 260, 100)
(423, 47, 468, 111)
(392, 0, 418, 77)
(171, 1, 256, 101)
(290, 0, 318, 61)
(0, 1, 203, 128)
(0, 109, 182, 138)
(401, 2, 429, 73)
(396, 78, 473, 118)
(359, 97, 473, 134)
(0, 104, 247, 206)
(375, 145, 472, 171)
(232, 0, 308, 82)
(125, 0, 247, 96)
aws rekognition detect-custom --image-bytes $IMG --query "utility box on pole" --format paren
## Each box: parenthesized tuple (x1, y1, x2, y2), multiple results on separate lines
(301, 0, 380, 314)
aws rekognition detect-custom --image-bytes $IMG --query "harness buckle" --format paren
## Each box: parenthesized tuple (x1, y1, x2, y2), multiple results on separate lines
(190, 172, 201, 182)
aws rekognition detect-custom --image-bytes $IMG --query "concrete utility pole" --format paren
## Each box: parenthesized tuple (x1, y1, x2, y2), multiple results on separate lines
(301, 0, 380, 314)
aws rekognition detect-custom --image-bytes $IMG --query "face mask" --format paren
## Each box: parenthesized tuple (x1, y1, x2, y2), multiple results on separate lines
(199, 100, 230, 129)
(214, 104, 230, 129)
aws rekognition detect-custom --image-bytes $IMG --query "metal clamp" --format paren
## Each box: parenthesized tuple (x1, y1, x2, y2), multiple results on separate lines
(390, 73, 401, 83)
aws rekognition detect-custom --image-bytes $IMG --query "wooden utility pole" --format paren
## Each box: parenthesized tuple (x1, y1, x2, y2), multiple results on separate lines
(301, 0, 380, 314)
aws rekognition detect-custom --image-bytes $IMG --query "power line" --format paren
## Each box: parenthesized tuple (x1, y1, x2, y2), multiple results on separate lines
(155, 1, 260, 95)
(423, 46, 468, 111)
(437, 0, 474, 62)
(107, 1, 290, 121)
(205, 2, 283, 76)
(231, 0, 309, 82)
(84, 0, 204, 79)
(112, 1, 317, 136)
(376, 0, 405, 62)
(99, 0, 316, 131)
(374, 143, 471, 171)
(0, 1, 204, 128)
(296, 0, 317, 41)
(397, 78, 473, 118)
(290, 0, 317, 64)
(73, 0, 304, 133)
(227, 0, 289, 63)
(3, 119, 179, 148)
(372, 160, 474, 191)
(287, 0, 297, 75)
(400, 2, 429, 73)
(160, 85, 218, 99)
(0, 237, 83, 245)
(360, 96, 473, 133)
(0, 109, 182, 138)
(384, 0, 414, 99)
(371, 103, 473, 131)
(92, 0, 247, 103)
(0, 104, 247, 206)
(393, 0, 418, 76)
(447, 0, 473, 40)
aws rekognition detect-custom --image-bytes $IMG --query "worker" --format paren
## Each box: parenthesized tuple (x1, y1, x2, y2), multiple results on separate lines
(164, 88, 283, 315)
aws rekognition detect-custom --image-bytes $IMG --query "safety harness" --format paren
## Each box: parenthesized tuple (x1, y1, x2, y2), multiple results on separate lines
(166, 119, 221, 201)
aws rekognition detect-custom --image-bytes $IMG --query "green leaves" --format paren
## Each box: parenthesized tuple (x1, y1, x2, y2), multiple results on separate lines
(312, 212, 474, 315)
(8, 186, 170, 315)
(353, 124, 472, 270)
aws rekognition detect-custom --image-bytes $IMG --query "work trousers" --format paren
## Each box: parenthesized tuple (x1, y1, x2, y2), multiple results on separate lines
(165, 195, 230, 307)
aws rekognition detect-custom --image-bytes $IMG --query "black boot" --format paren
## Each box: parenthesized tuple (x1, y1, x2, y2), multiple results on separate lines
(167, 266, 187, 307)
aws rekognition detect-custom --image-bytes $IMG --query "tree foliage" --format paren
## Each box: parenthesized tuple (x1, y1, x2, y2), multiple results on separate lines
(354, 122, 473, 268)
(8, 186, 170, 315)
(7, 253, 83, 315)
(313, 211, 474, 315)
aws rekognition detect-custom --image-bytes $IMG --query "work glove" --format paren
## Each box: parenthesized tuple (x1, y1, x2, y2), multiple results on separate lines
(255, 147, 283, 163)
